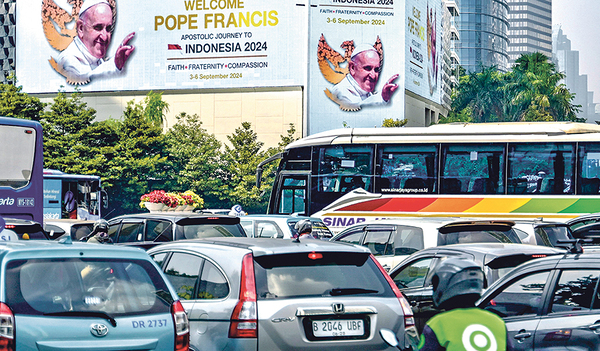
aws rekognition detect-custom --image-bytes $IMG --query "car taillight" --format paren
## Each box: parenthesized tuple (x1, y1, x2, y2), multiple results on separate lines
(0, 303, 14, 351)
(171, 301, 189, 351)
(371, 254, 415, 328)
(229, 253, 258, 338)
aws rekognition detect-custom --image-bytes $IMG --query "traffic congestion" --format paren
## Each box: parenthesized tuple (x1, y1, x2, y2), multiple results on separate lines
(5, 119, 600, 350)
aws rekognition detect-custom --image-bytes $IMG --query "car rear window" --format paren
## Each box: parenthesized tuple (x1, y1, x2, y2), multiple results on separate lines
(253, 252, 394, 299)
(438, 228, 521, 245)
(180, 224, 245, 239)
(5, 258, 173, 316)
(6, 223, 48, 240)
(534, 225, 573, 247)
(288, 220, 334, 239)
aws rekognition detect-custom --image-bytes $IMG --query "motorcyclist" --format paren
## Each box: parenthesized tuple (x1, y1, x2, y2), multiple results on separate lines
(83, 219, 112, 244)
(418, 257, 514, 351)
(294, 219, 316, 239)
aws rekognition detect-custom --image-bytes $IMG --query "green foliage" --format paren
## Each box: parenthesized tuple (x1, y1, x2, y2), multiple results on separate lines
(0, 81, 45, 121)
(220, 122, 269, 213)
(164, 112, 225, 207)
(451, 53, 582, 122)
(106, 100, 168, 216)
(382, 118, 407, 127)
(143, 91, 170, 128)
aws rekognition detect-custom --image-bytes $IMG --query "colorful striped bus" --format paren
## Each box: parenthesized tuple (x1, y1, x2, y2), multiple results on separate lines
(258, 122, 600, 232)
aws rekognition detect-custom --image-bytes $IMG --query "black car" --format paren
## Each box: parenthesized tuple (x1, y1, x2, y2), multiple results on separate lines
(388, 243, 566, 333)
(107, 212, 246, 249)
(566, 213, 600, 239)
(476, 243, 600, 350)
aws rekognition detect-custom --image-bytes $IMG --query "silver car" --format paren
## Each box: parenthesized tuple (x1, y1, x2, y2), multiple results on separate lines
(148, 237, 418, 351)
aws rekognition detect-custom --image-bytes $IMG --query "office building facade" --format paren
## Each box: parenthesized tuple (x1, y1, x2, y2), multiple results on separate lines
(457, 0, 509, 73)
(507, 0, 552, 65)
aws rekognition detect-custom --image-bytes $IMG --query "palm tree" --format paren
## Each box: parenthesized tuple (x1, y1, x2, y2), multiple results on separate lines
(504, 53, 581, 121)
(451, 65, 505, 122)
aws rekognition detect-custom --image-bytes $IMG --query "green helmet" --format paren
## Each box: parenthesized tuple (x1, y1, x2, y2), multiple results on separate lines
(431, 257, 483, 309)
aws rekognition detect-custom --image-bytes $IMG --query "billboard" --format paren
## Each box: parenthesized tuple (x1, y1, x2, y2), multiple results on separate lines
(17, 0, 307, 93)
(307, 0, 405, 135)
(405, 0, 442, 103)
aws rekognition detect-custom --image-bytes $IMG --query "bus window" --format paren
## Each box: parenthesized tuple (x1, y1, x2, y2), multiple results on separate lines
(508, 143, 575, 195)
(577, 143, 600, 194)
(277, 176, 307, 215)
(378, 144, 438, 194)
(314, 145, 374, 193)
(441, 144, 505, 194)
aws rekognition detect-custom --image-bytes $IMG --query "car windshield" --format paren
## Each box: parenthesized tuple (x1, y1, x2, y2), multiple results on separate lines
(253, 252, 393, 299)
(181, 224, 245, 239)
(5, 258, 172, 316)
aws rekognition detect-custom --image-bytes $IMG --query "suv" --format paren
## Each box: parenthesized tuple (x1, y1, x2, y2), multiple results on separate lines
(148, 237, 418, 351)
(240, 215, 333, 239)
(107, 212, 246, 249)
(476, 243, 600, 350)
(0, 237, 189, 350)
(331, 218, 522, 271)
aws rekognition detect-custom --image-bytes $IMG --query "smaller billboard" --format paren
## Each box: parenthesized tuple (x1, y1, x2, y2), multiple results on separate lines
(405, 0, 442, 104)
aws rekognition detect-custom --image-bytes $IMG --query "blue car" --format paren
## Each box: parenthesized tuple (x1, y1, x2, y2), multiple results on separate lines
(0, 237, 189, 350)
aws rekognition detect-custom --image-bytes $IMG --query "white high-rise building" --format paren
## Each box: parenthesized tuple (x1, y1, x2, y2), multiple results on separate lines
(508, 0, 552, 65)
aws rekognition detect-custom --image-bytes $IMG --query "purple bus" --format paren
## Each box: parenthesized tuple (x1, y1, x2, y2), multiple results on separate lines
(0, 117, 43, 223)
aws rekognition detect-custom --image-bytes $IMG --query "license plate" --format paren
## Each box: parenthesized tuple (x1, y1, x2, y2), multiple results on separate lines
(312, 319, 364, 337)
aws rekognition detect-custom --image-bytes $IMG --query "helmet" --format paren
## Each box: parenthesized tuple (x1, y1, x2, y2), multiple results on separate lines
(294, 219, 312, 236)
(431, 257, 483, 309)
(93, 219, 109, 233)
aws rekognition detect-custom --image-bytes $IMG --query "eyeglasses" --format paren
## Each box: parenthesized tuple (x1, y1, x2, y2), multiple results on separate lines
(83, 22, 114, 33)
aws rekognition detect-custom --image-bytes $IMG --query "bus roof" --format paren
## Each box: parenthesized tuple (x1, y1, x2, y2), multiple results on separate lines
(287, 122, 600, 148)
(43, 169, 100, 181)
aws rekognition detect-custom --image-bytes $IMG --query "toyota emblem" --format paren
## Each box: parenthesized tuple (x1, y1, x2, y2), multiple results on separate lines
(90, 323, 109, 337)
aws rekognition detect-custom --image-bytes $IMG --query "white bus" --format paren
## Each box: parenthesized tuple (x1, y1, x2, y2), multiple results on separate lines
(43, 169, 107, 220)
(258, 122, 600, 232)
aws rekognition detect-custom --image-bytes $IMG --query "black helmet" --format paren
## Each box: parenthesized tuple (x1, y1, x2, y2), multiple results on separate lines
(431, 257, 483, 309)
(93, 219, 109, 233)
(294, 219, 312, 236)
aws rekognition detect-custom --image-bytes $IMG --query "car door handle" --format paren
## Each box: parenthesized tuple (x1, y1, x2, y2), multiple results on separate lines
(514, 331, 532, 340)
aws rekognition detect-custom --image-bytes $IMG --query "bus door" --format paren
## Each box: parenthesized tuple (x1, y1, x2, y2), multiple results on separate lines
(271, 173, 309, 215)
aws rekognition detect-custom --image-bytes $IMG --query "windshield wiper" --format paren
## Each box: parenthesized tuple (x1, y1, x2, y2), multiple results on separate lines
(44, 311, 117, 327)
(327, 288, 379, 296)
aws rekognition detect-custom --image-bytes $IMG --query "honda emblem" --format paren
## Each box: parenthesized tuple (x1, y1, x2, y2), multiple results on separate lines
(332, 303, 345, 314)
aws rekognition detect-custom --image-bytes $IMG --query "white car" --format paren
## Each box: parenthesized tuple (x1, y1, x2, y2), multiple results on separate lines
(330, 217, 523, 271)
(240, 215, 333, 239)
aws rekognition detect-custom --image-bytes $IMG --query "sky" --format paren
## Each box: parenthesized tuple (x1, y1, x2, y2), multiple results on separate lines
(552, 0, 600, 104)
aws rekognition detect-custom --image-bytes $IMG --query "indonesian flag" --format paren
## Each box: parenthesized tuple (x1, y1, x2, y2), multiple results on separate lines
(168, 44, 182, 50)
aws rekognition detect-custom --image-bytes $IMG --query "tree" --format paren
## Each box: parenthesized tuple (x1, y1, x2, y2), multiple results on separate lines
(0, 79, 45, 121)
(221, 122, 271, 213)
(164, 112, 226, 207)
(143, 91, 170, 128)
(40, 90, 99, 171)
(505, 53, 581, 122)
(451, 65, 505, 122)
(105, 99, 168, 216)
